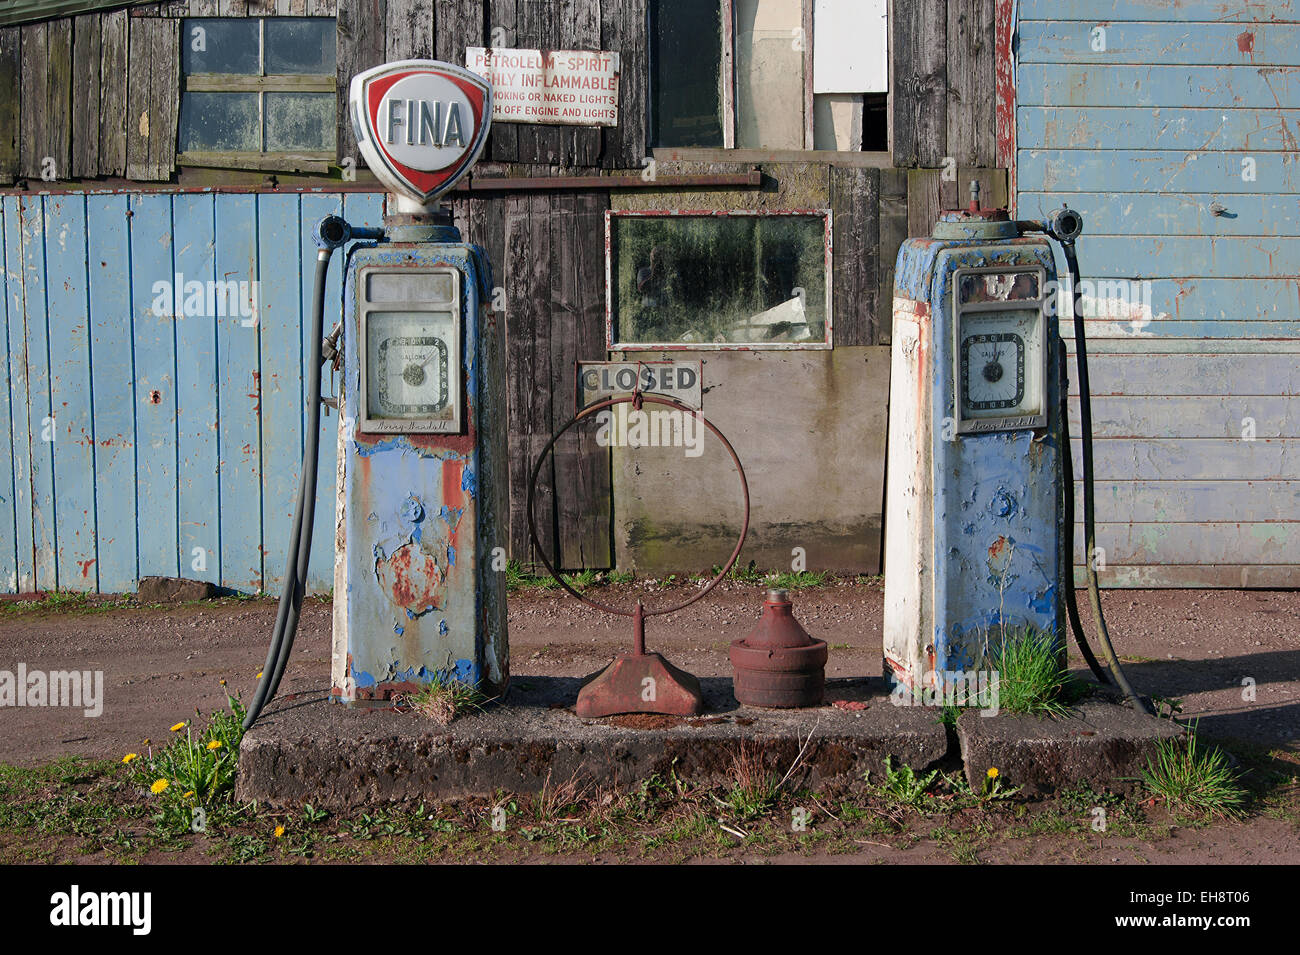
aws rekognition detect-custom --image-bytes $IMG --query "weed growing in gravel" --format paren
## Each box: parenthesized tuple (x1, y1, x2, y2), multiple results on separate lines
(1140, 727, 1245, 819)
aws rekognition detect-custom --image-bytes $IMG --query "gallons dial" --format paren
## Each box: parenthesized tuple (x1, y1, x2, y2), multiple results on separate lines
(957, 308, 1043, 424)
(365, 310, 455, 419)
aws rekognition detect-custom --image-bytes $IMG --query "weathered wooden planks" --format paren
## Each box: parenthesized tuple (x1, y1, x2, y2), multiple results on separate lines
(1019, 106, 1300, 152)
(1019, 20, 1300, 66)
(126, 17, 180, 181)
(71, 15, 101, 178)
(0, 200, 17, 589)
(1017, 192, 1300, 237)
(1018, 63, 1300, 110)
(336, 0, 387, 168)
(99, 9, 128, 177)
(4, 197, 37, 590)
(386, 0, 433, 59)
(601, 0, 646, 169)
(945, 0, 996, 167)
(829, 165, 880, 346)
(0, 28, 19, 184)
(1019, 149, 1300, 194)
(891, 0, 947, 167)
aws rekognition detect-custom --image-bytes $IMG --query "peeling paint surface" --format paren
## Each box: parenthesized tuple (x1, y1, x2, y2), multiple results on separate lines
(335, 238, 508, 703)
(884, 234, 1064, 693)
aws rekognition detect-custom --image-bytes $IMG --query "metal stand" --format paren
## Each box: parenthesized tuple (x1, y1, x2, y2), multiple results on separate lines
(526, 393, 749, 718)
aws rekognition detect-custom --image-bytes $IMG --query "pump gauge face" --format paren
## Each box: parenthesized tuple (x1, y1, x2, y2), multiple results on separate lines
(358, 268, 462, 434)
(954, 269, 1047, 433)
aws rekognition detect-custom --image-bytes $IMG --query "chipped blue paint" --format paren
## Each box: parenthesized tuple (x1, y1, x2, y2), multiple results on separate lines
(0, 190, 384, 595)
(884, 228, 1065, 690)
(334, 228, 509, 704)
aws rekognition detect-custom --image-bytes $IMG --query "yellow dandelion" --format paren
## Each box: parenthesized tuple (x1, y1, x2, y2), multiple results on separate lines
(183, 791, 195, 798)
(257, 671, 263, 678)
(150, 779, 169, 794)
(206, 740, 223, 751)
(986, 767, 999, 779)
(170, 722, 187, 732)
(122, 753, 138, 764)
(274, 825, 285, 838)
(219, 679, 227, 686)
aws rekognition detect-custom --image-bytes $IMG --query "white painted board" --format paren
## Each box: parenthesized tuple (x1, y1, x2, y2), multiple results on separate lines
(813, 0, 887, 93)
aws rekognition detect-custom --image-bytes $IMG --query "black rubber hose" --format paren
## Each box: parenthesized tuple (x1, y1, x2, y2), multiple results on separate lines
(1061, 240, 1153, 714)
(1057, 339, 1110, 684)
(243, 247, 332, 729)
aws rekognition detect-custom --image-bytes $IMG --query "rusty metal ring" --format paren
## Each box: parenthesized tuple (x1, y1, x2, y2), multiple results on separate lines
(526, 393, 750, 618)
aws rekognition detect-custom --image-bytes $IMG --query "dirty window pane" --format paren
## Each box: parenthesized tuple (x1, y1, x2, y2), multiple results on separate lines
(265, 17, 336, 75)
(649, 0, 723, 147)
(181, 19, 260, 74)
(959, 270, 1042, 305)
(610, 214, 829, 346)
(179, 92, 260, 152)
(264, 92, 336, 151)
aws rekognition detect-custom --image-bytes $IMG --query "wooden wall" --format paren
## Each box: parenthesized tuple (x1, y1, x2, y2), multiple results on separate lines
(1015, 0, 1300, 587)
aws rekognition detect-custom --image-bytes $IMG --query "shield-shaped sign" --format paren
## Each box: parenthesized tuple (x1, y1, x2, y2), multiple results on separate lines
(349, 60, 493, 206)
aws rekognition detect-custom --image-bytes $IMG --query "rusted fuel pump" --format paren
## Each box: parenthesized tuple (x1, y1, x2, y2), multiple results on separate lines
(245, 60, 503, 726)
(883, 184, 1147, 712)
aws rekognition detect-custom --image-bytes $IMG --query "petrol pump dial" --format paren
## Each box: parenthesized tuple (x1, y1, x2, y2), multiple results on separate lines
(358, 266, 462, 434)
(954, 268, 1047, 433)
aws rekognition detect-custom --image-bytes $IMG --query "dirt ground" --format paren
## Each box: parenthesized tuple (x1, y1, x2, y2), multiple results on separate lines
(1, 578, 1297, 864)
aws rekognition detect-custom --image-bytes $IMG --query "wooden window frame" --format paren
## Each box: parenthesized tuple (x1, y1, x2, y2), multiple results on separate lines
(176, 16, 336, 174)
(649, 0, 886, 154)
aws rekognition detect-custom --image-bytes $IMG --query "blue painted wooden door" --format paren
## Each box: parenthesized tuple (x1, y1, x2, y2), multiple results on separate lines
(0, 190, 384, 594)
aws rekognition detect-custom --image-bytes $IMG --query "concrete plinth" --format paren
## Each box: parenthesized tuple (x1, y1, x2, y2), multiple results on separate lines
(236, 677, 948, 808)
(957, 698, 1186, 796)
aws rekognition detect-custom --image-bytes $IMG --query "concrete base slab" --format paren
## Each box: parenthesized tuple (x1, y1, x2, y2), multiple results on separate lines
(957, 698, 1186, 796)
(237, 676, 949, 808)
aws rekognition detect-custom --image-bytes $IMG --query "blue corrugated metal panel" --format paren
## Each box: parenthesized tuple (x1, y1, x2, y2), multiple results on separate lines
(258, 193, 304, 594)
(173, 194, 220, 587)
(45, 196, 99, 589)
(0, 201, 17, 592)
(215, 194, 263, 592)
(1018, 107, 1300, 152)
(129, 194, 181, 581)
(19, 197, 57, 587)
(3, 196, 35, 591)
(0, 190, 384, 594)
(86, 194, 138, 593)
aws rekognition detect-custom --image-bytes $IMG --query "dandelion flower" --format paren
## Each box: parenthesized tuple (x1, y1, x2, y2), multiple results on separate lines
(206, 740, 223, 751)
(150, 779, 169, 794)
(274, 825, 285, 838)
(170, 722, 186, 732)
(986, 767, 999, 779)
(219, 679, 227, 686)
(122, 753, 138, 764)
(142, 739, 150, 746)
(257, 671, 263, 678)
(183, 791, 195, 798)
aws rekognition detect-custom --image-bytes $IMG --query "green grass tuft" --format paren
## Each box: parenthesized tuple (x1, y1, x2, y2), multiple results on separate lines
(1140, 728, 1246, 819)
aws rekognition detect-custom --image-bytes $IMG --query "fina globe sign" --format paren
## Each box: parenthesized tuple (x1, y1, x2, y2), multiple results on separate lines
(349, 60, 493, 206)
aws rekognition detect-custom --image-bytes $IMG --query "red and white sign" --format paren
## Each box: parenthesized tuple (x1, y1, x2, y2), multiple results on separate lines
(465, 47, 619, 127)
(349, 60, 493, 205)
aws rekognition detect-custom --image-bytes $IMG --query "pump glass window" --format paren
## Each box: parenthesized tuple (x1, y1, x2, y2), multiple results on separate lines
(178, 17, 336, 172)
(359, 268, 462, 434)
(954, 268, 1047, 433)
(607, 211, 831, 349)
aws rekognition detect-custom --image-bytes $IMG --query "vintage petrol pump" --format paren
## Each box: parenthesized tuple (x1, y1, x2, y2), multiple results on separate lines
(882, 184, 1147, 710)
(244, 60, 505, 726)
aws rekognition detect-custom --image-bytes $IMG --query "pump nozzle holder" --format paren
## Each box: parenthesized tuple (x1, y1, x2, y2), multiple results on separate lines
(729, 588, 828, 708)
